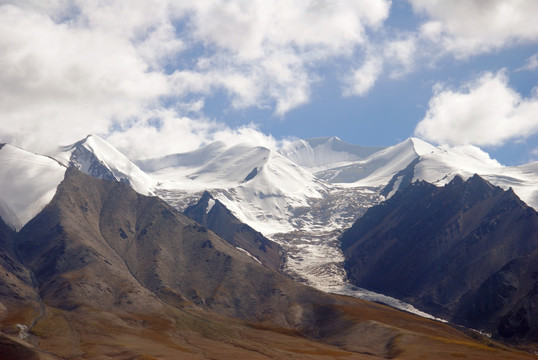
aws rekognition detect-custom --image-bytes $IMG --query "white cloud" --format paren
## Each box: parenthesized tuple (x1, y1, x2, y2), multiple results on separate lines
(172, 0, 391, 113)
(518, 53, 538, 72)
(0, 0, 393, 156)
(0, 4, 169, 153)
(342, 32, 418, 97)
(180, 1, 389, 59)
(409, 0, 538, 57)
(106, 110, 279, 160)
(383, 37, 417, 78)
(105, 110, 214, 160)
(344, 55, 384, 96)
(415, 70, 538, 146)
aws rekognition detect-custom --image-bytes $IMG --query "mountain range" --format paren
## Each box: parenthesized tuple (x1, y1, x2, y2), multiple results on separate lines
(0, 135, 537, 358)
(63, 135, 538, 293)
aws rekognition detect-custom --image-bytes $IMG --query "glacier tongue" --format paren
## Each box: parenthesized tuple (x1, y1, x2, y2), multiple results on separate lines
(0, 144, 66, 231)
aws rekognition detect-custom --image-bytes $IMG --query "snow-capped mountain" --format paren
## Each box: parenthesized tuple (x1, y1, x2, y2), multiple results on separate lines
(341, 174, 538, 339)
(279, 136, 385, 172)
(140, 142, 328, 235)
(0, 144, 66, 231)
(53, 134, 155, 196)
(314, 137, 437, 186)
(2, 134, 538, 325)
(47, 136, 538, 292)
(371, 142, 538, 209)
(304, 137, 538, 210)
(2, 134, 537, 304)
(137, 141, 228, 173)
(0, 164, 512, 358)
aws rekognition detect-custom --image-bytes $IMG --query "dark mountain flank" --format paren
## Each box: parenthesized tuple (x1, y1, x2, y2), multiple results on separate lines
(0, 169, 535, 358)
(184, 191, 283, 271)
(15, 168, 326, 325)
(341, 175, 538, 343)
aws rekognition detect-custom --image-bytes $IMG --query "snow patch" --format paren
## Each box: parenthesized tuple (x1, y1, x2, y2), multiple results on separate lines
(235, 247, 262, 265)
(272, 229, 445, 322)
(17, 324, 29, 340)
(316, 138, 423, 186)
(205, 198, 215, 214)
(328, 283, 446, 322)
(386, 176, 403, 199)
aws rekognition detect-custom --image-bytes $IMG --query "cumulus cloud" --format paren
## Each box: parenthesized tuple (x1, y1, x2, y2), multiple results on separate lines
(0, 4, 169, 153)
(0, 0, 392, 156)
(383, 37, 417, 78)
(517, 53, 538, 72)
(342, 33, 418, 97)
(344, 55, 384, 96)
(409, 0, 538, 57)
(172, 0, 391, 114)
(106, 110, 279, 160)
(415, 70, 538, 146)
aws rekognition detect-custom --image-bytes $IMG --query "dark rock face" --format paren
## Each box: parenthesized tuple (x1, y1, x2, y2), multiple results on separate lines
(0, 217, 38, 325)
(67, 137, 118, 182)
(379, 157, 419, 198)
(184, 191, 283, 272)
(341, 175, 538, 343)
(13, 169, 329, 327)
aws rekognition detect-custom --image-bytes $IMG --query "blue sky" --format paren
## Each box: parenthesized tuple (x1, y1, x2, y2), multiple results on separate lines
(0, 1, 537, 165)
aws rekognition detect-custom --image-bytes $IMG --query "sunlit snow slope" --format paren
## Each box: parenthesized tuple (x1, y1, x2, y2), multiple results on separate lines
(307, 138, 538, 209)
(0, 144, 66, 231)
(314, 137, 436, 186)
(140, 142, 327, 235)
(279, 136, 385, 172)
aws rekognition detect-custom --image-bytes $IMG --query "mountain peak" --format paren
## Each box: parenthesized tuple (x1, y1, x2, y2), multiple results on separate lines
(447, 174, 465, 186)
(406, 137, 438, 156)
(465, 173, 499, 192)
(53, 135, 155, 196)
(280, 136, 385, 170)
(200, 190, 214, 200)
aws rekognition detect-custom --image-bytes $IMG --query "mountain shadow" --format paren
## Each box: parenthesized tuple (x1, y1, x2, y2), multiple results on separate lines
(341, 174, 538, 344)
(184, 191, 284, 272)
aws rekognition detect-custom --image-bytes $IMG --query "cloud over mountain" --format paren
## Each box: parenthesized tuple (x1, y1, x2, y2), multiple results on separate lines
(415, 70, 538, 147)
(410, 0, 538, 57)
(0, 1, 536, 162)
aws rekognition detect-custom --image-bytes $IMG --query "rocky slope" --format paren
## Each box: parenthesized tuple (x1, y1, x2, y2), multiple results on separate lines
(184, 191, 284, 272)
(342, 175, 538, 344)
(0, 169, 534, 358)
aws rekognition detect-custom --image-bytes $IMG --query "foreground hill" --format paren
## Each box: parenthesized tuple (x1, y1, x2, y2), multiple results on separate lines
(0, 169, 534, 358)
(342, 175, 538, 345)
